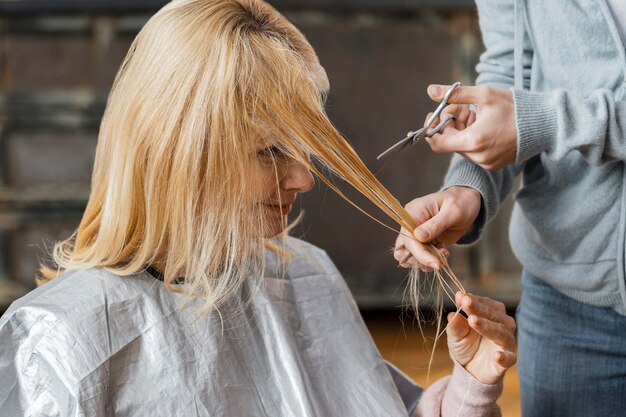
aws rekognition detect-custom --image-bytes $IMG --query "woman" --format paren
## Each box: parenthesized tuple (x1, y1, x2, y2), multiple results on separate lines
(0, 1, 516, 416)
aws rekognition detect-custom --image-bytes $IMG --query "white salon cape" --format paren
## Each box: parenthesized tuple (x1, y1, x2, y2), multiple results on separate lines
(0, 237, 424, 417)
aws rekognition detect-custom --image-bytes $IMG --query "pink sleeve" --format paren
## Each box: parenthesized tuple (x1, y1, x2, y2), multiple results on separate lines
(415, 362, 503, 417)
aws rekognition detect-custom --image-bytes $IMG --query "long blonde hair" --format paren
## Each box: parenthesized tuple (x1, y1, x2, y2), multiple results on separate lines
(41, 0, 462, 316)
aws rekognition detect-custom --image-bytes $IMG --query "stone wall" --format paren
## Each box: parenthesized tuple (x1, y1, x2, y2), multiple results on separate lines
(0, 0, 521, 311)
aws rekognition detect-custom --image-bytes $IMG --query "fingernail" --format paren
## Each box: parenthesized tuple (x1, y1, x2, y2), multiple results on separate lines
(428, 262, 439, 270)
(415, 227, 429, 240)
(428, 85, 442, 97)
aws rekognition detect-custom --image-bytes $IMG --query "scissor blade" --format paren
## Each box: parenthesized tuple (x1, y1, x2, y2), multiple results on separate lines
(376, 135, 412, 160)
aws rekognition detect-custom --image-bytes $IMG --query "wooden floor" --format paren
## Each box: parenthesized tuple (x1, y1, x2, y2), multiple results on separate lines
(364, 311, 521, 417)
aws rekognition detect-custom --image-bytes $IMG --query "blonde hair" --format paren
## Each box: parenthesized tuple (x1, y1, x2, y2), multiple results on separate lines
(40, 0, 463, 316)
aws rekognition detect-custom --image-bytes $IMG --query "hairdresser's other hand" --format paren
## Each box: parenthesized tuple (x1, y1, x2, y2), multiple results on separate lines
(425, 84, 517, 171)
(447, 292, 517, 385)
(394, 186, 481, 270)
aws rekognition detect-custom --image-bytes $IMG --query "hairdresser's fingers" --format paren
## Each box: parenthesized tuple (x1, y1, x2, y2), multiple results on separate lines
(430, 248, 450, 259)
(467, 108, 477, 126)
(394, 227, 414, 254)
(393, 246, 411, 263)
(397, 255, 440, 271)
(395, 248, 430, 270)
(455, 105, 470, 131)
(439, 103, 460, 119)
(423, 111, 438, 130)
(394, 227, 409, 251)
(404, 195, 441, 229)
(395, 228, 438, 270)
(397, 257, 434, 272)
(394, 229, 439, 269)
(427, 127, 475, 154)
(403, 235, 441, 269)
(427, 84, 493, 106)
(412, 210, 454, 245)
(423, 106, 461, 138)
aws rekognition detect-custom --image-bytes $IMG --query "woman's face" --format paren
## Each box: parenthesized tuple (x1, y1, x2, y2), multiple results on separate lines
(254, 144, 315, 237)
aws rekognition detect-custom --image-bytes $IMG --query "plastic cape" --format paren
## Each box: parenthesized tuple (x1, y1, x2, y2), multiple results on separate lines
(0, 237, 422, 417)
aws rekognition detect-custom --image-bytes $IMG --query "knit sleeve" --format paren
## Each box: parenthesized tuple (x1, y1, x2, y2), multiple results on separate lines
(442, 0, 528, 243)
(513, 88, 626, 164)
(415, 362, 503, 417)
(442, 154, 521, 245)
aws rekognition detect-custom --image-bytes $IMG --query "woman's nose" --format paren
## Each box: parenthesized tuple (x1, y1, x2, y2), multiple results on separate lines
(282, 161, 315, 194)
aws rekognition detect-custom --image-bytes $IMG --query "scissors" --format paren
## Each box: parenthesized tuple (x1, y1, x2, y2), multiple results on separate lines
(376, 81, 462, 160)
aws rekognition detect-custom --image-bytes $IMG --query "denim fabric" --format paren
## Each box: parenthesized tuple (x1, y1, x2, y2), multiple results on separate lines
(517, 270, 626, 417)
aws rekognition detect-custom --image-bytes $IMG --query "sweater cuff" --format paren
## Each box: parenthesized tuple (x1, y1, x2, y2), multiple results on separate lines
(442, 157, 492, 245)
(512, 89, 558, 162)
(440, 361, 503, 417)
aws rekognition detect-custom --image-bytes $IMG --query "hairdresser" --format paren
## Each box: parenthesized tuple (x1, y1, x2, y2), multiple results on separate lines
(0, 1, 518, 415)
(394, 1, 626, 416)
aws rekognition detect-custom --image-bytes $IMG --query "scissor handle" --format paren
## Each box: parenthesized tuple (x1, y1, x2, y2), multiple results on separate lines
(423, 114, 456, 139)
(423, 81, 462, 133)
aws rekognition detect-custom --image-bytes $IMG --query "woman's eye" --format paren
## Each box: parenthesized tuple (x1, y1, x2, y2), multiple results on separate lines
(257, 145, 280, 157)
(257, 145, 289, 162)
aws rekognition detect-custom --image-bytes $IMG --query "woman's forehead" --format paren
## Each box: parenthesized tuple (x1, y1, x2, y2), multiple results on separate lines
(253, 129, 292, 150)
(254, 134, 275, 151)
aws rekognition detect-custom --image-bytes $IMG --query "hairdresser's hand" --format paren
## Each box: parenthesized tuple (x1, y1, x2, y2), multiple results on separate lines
(447, 292, 517, 385)
(425, 84, 517, 171)
(394, 186, 481, 270)
(426, 103, 476, 132)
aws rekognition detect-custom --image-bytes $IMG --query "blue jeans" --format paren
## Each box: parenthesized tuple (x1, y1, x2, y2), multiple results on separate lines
(517, 271, 626, 417)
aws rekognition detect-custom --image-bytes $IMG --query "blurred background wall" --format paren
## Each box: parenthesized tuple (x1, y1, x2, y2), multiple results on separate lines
(0, 0, 521, 313)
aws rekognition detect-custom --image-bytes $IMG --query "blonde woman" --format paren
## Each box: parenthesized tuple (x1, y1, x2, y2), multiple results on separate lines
(0, 1, 516, 416)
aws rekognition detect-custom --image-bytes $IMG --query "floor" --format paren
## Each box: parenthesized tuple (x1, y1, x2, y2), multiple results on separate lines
(364, 311, 521, 417)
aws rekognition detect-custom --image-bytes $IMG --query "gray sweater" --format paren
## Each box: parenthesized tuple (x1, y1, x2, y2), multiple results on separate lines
(444, 0, 626, 315)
